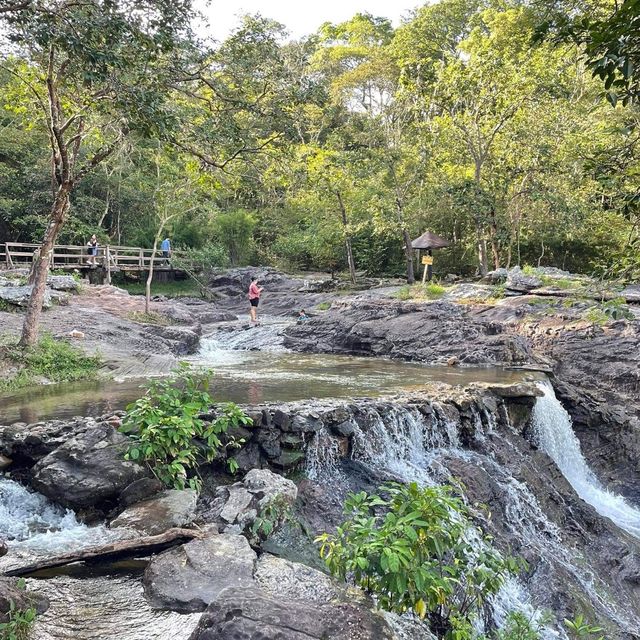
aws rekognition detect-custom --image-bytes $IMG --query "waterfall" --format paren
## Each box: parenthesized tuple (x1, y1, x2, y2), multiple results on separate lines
(532, 382, 640, 538)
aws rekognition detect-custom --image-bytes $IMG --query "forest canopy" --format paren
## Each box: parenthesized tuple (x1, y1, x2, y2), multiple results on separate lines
(1, 0, 640, 281)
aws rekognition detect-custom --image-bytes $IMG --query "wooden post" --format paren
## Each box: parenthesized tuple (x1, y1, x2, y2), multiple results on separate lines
(427, 249, 433, 282)
(139, 248, 144, 269)
(421, 252, 434, 284)
(106, 246, 111, 285)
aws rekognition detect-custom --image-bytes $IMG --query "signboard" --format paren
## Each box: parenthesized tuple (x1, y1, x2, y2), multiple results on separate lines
(421, 255, 434, 265)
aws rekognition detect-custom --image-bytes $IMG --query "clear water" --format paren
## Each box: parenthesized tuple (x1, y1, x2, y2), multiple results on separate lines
(532, 382, 640, 538)
(0, 336, 540, 424)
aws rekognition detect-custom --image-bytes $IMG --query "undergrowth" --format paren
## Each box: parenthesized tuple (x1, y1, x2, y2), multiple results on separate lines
(0, 333, 101, 392)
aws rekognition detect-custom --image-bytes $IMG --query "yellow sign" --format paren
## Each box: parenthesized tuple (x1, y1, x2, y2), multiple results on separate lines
(421, 255, 434, 265)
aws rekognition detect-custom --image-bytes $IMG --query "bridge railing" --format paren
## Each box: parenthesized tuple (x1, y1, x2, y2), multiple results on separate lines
(1, 242, 189, 271)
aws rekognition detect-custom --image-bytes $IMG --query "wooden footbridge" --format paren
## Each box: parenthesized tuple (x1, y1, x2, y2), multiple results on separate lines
(0, 241, 188, 281)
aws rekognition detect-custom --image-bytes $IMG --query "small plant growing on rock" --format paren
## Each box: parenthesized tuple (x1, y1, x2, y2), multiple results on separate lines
(0, 580, 38, 640)
(564, 615, 605, 640)
(120, 364, 252, 490)
(317, 482, 522, 639)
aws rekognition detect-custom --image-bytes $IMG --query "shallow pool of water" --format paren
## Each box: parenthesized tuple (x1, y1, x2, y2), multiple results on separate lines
(0, 338, 542, 424)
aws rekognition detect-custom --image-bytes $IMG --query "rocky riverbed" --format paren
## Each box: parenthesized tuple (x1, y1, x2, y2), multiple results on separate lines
(2, 265, 640, 639)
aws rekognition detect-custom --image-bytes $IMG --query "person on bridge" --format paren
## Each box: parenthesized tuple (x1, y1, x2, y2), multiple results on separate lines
(86, 234, 98, 266)
(248, 276, 263, 323)
(161, 237, 171, 264)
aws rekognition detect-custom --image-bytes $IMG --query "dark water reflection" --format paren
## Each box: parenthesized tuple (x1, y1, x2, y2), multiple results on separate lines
(0, 347, 542, 424)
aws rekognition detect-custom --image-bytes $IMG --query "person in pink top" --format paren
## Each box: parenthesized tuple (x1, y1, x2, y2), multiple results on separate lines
(248, 276, 264, 323)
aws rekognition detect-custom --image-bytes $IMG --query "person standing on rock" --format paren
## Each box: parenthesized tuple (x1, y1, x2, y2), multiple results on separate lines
(248, 276, 263, 323)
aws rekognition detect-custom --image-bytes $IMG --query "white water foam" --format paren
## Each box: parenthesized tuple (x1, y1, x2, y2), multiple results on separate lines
(532, 382, 640, 538)
(0, 477, 124, 556)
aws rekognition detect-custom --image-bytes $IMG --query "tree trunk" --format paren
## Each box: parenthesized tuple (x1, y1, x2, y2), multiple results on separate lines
(489, 208, 500, 270)
(336, 191, 357, 285)
(403, 228, 415, 284)
(477, 235, 488, 277)
(145, 242, 158, 314)
(394, 196, 414, 284)
(19, 185, 70, 347)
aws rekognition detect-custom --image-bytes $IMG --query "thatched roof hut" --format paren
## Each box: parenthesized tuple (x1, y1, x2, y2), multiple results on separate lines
(411, 231, 450, 250)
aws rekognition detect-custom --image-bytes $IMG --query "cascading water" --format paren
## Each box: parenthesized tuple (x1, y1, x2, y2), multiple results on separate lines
(0, 478, 199, 640)
(305, 393, 640, 638)
(305, 402, 564, 639)
(0, 477, 125, 558)
(532, 382, 640, 538)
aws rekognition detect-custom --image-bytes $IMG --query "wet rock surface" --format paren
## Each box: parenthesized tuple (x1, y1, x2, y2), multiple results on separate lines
(284, 300, 533, 364)
(143, 533, 257, 613)
(189, 586, 395, 640)
(30, 422, 149, 511)
(110, 489, 198, 536)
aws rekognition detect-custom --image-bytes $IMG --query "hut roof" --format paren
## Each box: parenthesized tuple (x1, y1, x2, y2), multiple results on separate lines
(411, 231, 450, 250)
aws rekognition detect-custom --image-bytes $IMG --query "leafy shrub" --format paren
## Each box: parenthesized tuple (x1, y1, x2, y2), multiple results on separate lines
(0, 580, 37, 640)
(493, 611, 547, 640)
(317, 482, 521, 638)
(173, 245, 229, 272)
(564, 615, 605, 640)
(120, 364, 252, 490)
(316, 301, 332, 311)
(0, 333, 101, 391)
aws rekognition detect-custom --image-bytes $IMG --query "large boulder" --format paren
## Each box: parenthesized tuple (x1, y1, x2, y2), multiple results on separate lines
(46, 275, 79, 291)
(0, 285, 52, 308)
(110, 489, 198, 536)
(143, 533, 256, 613)
(188, 586, 395, 640)
(0, 417, 95, 466)
(505, 267, 543, 293)
(0, 578, 49, 623)
(145, 325, 201, 355)
(30, 423, 149, 511)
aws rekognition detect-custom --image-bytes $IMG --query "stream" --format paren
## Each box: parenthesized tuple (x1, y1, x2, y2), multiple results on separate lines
(1, 330, 639, 639)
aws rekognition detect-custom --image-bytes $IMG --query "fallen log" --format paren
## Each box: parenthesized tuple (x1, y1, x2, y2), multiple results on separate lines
(4, 527, 201, 577)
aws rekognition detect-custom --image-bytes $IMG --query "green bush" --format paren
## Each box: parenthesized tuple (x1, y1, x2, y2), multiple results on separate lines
(0, 333, 101, 391)
(0, 580, 37, 640)
(120, 365, 252, 490)
(317, 482, 521, 638)
(564, 615, 604, 640)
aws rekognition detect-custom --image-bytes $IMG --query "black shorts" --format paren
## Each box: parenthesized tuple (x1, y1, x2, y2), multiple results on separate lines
(250, 298, 259, 307)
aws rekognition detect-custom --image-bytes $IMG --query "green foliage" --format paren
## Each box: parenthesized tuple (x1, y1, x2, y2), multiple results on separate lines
(584, 298, 634, 324)
(250, 495, 294, 542)
(117, 278, 203, 299)
(493, 611, 547, 640)
(316, 301, 332, 310)
(0, 334, 101, 391)
(0, 579, 37, 640)
(173, 246, 229, 272)
(120, 365, 252, 490)
(316, 482, 521, 637)
(394, 283, 447, 301)
(213, 210, 257, 267)
(564, 614, 605, 640)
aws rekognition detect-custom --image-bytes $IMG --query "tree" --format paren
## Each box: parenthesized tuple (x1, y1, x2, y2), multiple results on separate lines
(0, 0, 194, 346)
(536, 0, 640, 106)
